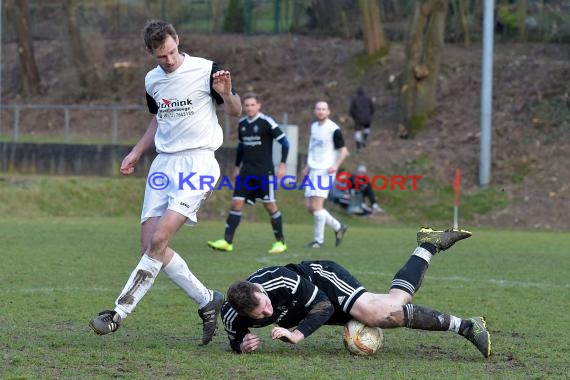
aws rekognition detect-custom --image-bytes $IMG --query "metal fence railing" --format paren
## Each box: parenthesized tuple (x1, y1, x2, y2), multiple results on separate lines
(0, 104, 145, 145)
(0, 104, 292, 146)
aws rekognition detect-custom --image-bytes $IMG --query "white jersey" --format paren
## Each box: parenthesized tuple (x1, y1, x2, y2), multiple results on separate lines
(307, 119, 341, 169)
(145, 54, 223, 153)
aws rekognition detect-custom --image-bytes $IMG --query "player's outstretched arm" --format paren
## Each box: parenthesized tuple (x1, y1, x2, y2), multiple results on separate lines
(120, 116, 157, 175)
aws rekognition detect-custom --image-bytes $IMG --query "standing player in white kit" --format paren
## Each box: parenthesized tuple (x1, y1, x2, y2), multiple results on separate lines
(89, 20, 241, 345)
(303, 101, 348, 248)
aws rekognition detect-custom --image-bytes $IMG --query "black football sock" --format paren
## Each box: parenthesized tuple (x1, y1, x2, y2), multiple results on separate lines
(420, 242, 437, 255)
(270, 210, 284, 242)
(390, 253, 430, 295)
(224, 210, 241, 244)
(403, 304, 452, 331)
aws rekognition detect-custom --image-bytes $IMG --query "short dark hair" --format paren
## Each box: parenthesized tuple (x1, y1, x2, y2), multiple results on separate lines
(241, 92, 260, 103)
(143, 20, 177, 52)
(227, 280, 262, 316)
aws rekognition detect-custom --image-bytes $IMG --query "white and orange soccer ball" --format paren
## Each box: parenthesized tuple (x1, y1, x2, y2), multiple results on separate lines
(342, 319, 384, 356)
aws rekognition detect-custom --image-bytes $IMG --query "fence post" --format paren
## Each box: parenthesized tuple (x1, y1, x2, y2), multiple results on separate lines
(13, 107, 20, 141)
(112, 109, 118, 144)
(64, 107, 70, 143)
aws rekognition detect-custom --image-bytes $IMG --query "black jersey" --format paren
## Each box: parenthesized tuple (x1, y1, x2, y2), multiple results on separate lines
(236, 113, 288, 175)
(221, 260, 367, 353)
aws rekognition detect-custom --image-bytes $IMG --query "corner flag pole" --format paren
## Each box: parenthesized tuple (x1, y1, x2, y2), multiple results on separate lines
(453, 168, 461, 229)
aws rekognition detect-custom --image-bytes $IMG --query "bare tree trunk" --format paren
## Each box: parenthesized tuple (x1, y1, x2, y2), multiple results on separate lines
(310, 0, 344, 35)
(291, 0, 309, 31)
(399, 0, 448, 136)
(210, 0, 226, 32)
(358, 0, 389, 55)
(457, 0, 470, 46)
(64, 0, 101, 97)
(518, 0, 528, 41)
(7, 0, 42, 96)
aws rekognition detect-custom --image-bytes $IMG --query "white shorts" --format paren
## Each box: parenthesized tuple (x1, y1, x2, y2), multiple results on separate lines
(141, 150, 220, 226)
(303, 168, 335, 199)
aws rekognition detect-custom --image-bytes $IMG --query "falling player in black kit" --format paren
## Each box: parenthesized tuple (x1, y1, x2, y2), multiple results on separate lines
(221, 227, 491, 358)
(208, 92, 290, 254)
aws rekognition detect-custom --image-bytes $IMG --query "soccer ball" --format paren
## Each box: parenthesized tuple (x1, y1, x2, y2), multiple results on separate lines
(342, 319, 384, 356)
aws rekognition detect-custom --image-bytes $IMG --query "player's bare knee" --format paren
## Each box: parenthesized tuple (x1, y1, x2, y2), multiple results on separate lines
(149, 232, 170, 257)
(264, 203, 278, 214)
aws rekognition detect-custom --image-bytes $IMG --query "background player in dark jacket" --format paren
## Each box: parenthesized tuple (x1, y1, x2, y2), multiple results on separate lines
(349, 87, 375, 153)
(208, 93, 290, 254)
(221, 227, 491, 358)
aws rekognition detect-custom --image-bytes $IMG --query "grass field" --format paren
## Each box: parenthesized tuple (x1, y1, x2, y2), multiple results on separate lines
(1, 217, 568, 379)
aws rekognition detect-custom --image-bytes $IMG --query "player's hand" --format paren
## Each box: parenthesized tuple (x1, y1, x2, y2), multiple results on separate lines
(120, 151, 139, 175)
(233, 166, 241, 179)
(302, 166, 310, 176)
(327, 166, 337, 174)
(240, 333, 260, 353)
(271, 327, 304, 344)
(212, 70, 232, 96)
(277, 163, 286, 180)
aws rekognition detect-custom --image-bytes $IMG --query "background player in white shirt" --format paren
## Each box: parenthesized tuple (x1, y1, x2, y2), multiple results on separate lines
(89, 20, 241, 345)
(303, 101, 348, 248)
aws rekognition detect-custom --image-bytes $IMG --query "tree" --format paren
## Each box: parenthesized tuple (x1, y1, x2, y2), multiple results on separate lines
(399, 0, 448, 137)
(290, 0, 313, 32)
(64, 0, 102, 97)
(517, 0, 528, 41)
(307, 0, 347, 36)
(450, 0, 470, 46)
(7, 0, 42, 96)
(358, 0, 389, 55)
(210, 0, 226, 32)
(223, 0, 245, 33)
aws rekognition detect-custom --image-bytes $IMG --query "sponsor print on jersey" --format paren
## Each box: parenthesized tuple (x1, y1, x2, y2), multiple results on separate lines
(310, 138, 324, 149)
(158, 97, 195, 119)
(242, 135, 262, 147)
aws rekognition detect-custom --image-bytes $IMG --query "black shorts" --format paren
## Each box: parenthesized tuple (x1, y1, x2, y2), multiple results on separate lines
(354, 122, 371, 131)
(290, 260, 367, 325)
(232, 173, 277, 205)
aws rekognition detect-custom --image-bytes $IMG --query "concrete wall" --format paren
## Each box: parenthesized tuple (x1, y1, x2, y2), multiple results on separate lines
(0, 142, 305, 177)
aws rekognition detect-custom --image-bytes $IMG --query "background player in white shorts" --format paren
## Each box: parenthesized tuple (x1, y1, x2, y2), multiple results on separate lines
(303, 101, 348, 248)
(89, 20, 241, 345)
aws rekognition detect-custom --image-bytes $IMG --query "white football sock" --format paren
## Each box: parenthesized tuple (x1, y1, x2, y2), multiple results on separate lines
(412, 246, 433, 264)
(162, 250, 212, 308)
(313, 209, 326, 244)
(448, 315, 463, 333)
(322, 209, 341, 231)
(355, 130, 363, 143)
(114, 254, 162, 319)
